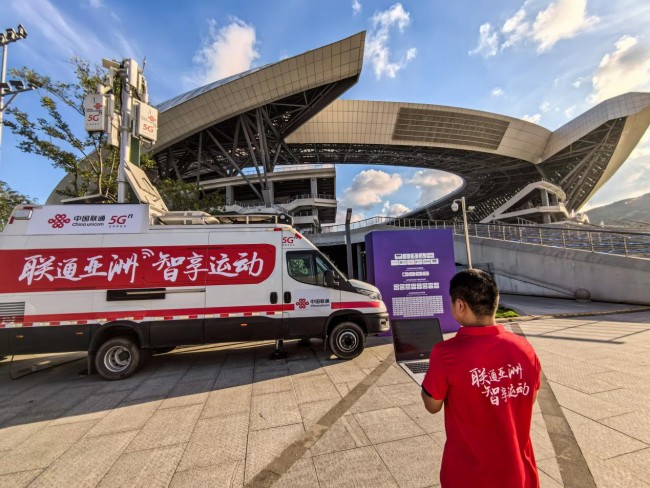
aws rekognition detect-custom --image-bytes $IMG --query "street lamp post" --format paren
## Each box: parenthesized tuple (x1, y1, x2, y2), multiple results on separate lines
(0, 24, 30, 151)
(451, 197, 474, 269)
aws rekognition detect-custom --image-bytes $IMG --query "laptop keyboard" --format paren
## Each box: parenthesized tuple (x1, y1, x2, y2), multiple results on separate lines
(404, 361, 429, 374)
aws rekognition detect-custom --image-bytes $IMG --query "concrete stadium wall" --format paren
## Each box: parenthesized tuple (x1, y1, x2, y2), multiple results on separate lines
(456, 235, 650, 305)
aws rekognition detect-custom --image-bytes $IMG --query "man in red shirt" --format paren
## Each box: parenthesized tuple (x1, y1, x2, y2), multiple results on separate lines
(421, 269, 541, 487)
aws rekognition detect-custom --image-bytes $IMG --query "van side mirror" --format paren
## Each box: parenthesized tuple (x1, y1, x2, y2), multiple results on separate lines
(324, 270, 339, 288)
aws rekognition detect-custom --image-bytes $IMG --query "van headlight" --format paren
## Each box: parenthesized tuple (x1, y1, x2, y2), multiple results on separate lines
(354, 288, 381, 301)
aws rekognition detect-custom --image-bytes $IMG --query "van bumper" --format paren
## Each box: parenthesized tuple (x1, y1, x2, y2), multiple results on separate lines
(366, 312, 390, 335)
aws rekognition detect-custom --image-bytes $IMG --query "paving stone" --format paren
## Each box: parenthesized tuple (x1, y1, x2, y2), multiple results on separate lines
(313, 445, 398, 488)
(536, 457, 563, 486)
(292, 373, 341, 404)
(252, 369, 293, 396)
(429, 431, 447, 450)
(87, 399, 162, 437)
(0, 469, 42, 488)
(379, 382, 423, 406)
(584, 451, 649, 488)
(0, 420, 49, 452)
(245, 423, 305, 483)
(600, 410, 650, 444)
(375, 434, 442, 488)
(274, 458, 319, 488)
(549, 381, 631, 420)
(350, 385, 396, 414)
(181, 362, 222, 382)
(49, 390, 132, 426)
(355, 406, 425, 445)
(126, 404, 202, 452)
(201, 384, 251, 419)
(98, 444, 185, 488)
(562, 409, 646, 460)
(374, 364, 412, 387)
(287, 358, 324, 377)
(178, 413, 249, 472)
(538, 468, 564, 487)
(125, 374, 183, 402)
(170, 461, 243, 488)
(250, 390, 302, 431)
(401, 402, 445, 434)
(322, 361, 367, 385)
(310, 413, 370, 456)
(0, 420, 96, 475)
(159, 379, 214, 410)
(299, 398, 340, 429)
(214, 365, 254, 389)
(530, 415, 557, 461)
(29, 430, 137, 488)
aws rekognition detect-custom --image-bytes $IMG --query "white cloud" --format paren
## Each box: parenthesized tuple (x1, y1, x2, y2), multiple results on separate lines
(564, 105, 576, 118)
(10, 0, 107, 59)
(365, 3, 417, 79)
(89, 0, 103, 7)
(184, 18, 259, 88)
(588, 35, 650, 103)
(572, 76, 585, 88)
(522, 113, 542, 124)
(532, 0, 598, 52)
(539, 101, 551, 112)
(501, 6, 530, 50)
(352, 0, 362, 16)
(469, 22, 498, 57)
(491, 87, 505, 97)
(476, 0, 598, 56)
(408, 170, 463, 207)
(380, 201, 411, 217)
(335, 208, 366, 224)
(340, 169, 403, 208)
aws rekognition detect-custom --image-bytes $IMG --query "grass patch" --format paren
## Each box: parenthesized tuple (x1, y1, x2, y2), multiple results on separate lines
(496, 305, 519, 318)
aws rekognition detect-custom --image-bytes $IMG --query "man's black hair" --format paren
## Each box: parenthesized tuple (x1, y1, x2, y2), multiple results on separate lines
(449, 269, 499, 318)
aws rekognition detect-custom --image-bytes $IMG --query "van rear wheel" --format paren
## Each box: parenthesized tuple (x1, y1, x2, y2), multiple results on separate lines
(95, 337, 141, 380)
(329, 322, 365, 360)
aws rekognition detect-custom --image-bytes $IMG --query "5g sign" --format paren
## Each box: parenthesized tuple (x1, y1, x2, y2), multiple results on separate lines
(83, 94, 110, 132)
(134, 101, 158, 143)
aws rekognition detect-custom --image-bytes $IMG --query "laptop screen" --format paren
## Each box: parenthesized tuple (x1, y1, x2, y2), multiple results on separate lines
(392, 318, 444, 362)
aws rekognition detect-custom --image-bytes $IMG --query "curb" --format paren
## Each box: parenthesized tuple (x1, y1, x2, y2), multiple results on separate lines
(497, 306, 650, 323)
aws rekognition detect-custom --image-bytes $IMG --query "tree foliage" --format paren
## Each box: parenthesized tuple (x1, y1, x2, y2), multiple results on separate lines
(3, 59, 126, 201)
(157, 179, 224, 214)
(0, 180, 34, 230)
(3, 58, 223, 213)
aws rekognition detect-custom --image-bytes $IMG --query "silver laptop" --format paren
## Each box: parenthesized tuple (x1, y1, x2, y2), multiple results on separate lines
(391, 318, 444, 385)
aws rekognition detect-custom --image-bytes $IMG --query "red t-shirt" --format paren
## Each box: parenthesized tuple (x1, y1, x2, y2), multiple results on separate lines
(422, 324, 541, 488)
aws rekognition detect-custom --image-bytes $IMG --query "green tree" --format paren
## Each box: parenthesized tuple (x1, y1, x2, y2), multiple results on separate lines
(3, 59, 129, 201)
(3, 59, 223, 214)
(157, 179, 224, 213)
(0, 180, 34, 230)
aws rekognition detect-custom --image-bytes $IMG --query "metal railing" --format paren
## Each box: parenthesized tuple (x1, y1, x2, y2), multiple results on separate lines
(317, 217, 650, 259)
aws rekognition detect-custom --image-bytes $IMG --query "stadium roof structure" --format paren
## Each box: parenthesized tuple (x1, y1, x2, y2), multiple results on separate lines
(113, 32, 650, 222)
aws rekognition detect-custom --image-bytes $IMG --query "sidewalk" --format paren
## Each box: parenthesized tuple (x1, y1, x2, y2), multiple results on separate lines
(0, 300, 649, 487)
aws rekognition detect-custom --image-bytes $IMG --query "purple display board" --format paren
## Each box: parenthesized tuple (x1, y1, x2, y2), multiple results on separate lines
(366, 229, 460, 333)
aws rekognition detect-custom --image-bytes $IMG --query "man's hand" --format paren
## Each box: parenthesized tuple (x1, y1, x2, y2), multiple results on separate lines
(421, 389, 444, 414)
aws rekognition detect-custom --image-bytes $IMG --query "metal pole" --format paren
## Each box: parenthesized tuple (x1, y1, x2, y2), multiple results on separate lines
(117, 62, 132, 204)
(461, 197, 472, 269)
(0, 44, 7, 151)
(345, 208, 354, 279)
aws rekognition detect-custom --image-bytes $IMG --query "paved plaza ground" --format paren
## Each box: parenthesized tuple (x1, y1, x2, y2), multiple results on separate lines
(0, 296, 649, 487)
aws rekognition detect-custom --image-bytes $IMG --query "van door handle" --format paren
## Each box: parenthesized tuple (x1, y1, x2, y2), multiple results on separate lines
(270, 292, 278, 304)
(284, 291, 291, 304)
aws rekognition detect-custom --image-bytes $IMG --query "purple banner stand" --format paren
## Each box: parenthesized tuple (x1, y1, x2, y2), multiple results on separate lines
(366, 229, 460, 334)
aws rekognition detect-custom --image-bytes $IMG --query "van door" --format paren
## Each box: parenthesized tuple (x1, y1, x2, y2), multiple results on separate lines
(283, 250, 341, 338)
(204, 230, 284, 342)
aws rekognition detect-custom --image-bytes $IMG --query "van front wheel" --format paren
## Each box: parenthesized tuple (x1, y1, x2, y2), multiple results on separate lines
(329, 322, 365, 360)
(95, 337, 141, 380)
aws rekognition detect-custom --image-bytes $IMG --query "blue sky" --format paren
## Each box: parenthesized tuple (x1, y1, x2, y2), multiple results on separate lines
(1, 0, 649, 223)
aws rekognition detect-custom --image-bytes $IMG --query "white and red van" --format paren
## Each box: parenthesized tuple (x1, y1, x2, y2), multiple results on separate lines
(0, 204, 388, 379)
